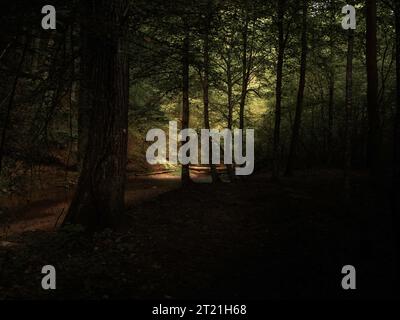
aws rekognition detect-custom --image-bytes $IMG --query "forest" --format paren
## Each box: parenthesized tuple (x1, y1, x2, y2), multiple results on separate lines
(0, 0, 399, 301)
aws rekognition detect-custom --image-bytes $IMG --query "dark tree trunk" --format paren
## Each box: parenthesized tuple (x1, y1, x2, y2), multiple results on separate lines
(344, 30, 354, 192)
(366, 0, 381, 176)
(225, 44, 235, 181)
(272, 0, 286, 179)
(326, 0, 336, 164)
(181, 24, 191, 185)
(327, 77, 334, 161)
(77, 4, 91, 171)
(226, 49, 233, 131)
(63, 0, 129, 231)
(393, 0, 400, 286)
(202, 4, 219, 183)
(285, 0, 308, 176)
(394, 2, 400, 197)
(239, 4, 249, 130)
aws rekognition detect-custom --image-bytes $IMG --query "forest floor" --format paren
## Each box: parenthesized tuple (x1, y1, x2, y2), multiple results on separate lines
(0, 169, 398, 300)
(0, 169, 182, 238)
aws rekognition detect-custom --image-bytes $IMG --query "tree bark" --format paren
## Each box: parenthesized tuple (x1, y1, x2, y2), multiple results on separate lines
(63, 0, 129, 231)
(202, 2, 219, 183)
(344, 30, 354, 193)
(181, 22, 191, 185)
(394, 2, 400, 196)
(272, 0, 286, 179)
(393, 0, 400, 286)
(285, 0, 308, 176)
(226, 48, 233, 132)
(365, 0, 381, 176)
(326, 0, 336, 164)
(225, 42, 235, 181)
(77, 3, 91, 171)
(239, 2, 250, 130)
(327, 77, 334, 162)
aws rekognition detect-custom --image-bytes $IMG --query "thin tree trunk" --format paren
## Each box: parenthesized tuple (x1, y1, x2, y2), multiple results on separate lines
(77, 6, 91, 171)
(327, 0, 336, 164)
(227, 49, 233, 131)
(366, 0, 381, 176)
(344, 30, 354, 194)
(63, 0, 129, 231)
(239, 4, 249, 130)
(226, 45, 235, 181)
(202, 3, 219, 183)
(272, 0, 286, 179)
(181, 23, 191, 185)
(392, 0, 400, 287)
(393, 3, 400, 189)
(327, 77, 334, 162)
(285, 0, 308, 176)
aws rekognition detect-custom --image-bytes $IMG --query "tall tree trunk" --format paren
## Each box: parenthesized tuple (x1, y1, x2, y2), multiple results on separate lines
(327, 77, 334, 162)
(225, 45, 235, 181)
(77, 4, 91, 171)
(226, 49, 233, 131)
(393, 0, 400, 286)
(181, 23, 191, 185)
(344, 30, 354, 193)
(325, 0, 336, 165)
(202, 2, 219, 183)
(326, 0, 336, 164)
(63, 0, 129, 231)
(366, 0, 381, 176)
(285, 0, 308, 176)
(272, 0, 286, 179)
(239, 4, 249, 130)
(395, 3, 400, 184)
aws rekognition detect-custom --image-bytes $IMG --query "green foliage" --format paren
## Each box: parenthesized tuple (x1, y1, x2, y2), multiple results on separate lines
(0, 0, 398, 180)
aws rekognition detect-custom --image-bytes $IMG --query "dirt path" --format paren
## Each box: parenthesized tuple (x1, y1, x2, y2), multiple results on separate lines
(0, 169, 218, 239)
(0, 172, 184, 239)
